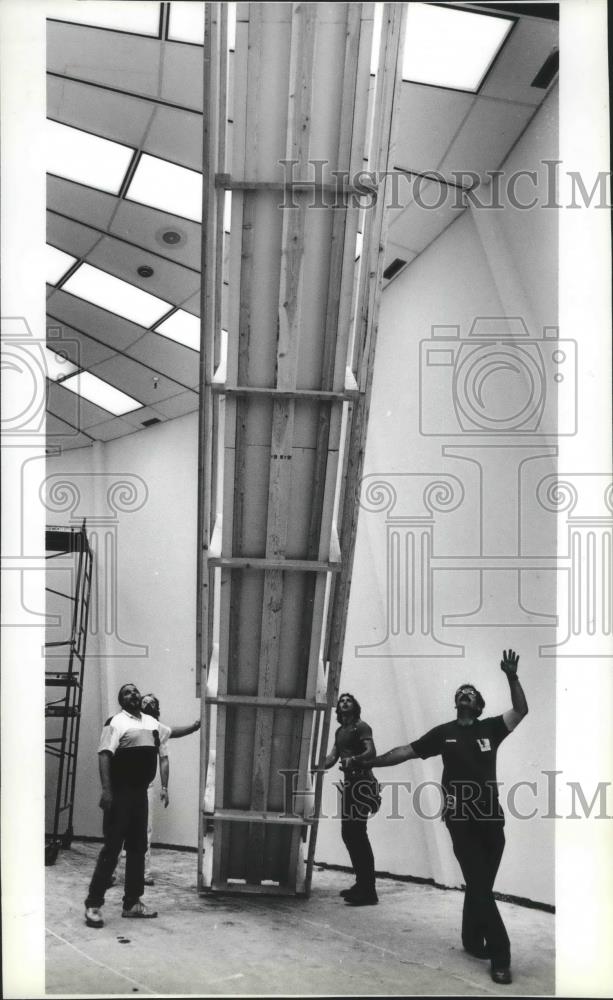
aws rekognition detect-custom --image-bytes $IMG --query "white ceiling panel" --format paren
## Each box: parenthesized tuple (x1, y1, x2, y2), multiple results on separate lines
(83, 415, 143, 442)
(115, 404, 169, 429)
(152, 390, 199, 419)
(47, 22, 164, 102)
(479, 16, 558, 106)
(47, 288, 147, 351)
(46, 412, 94, 450)
(125, 332, 200, 388)
(438, 97, 536, 182)
(394, 82, 475, 175)
(110, 200, 201, 271)
(387, 180, 465, 254)
(142, 105, 204, 170)
(47, 378, 113, 430)
(46, 320, 117, 370)
(160, 43, 204, 112)
(178, 291, 201, 318)
(87, 236, 200, 308)
(88, 354, 190, 405)
(47, 75, 154, 148)
(46, 213, 101, 263)
(47, 176, 118, 230)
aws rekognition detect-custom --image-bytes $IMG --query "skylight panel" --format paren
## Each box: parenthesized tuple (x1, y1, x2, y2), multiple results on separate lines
(46, 119, 134, 195)
(370, 4, 383, 75)
(47, 244, 77, 285)
(49, 1, 161, 36)
(168, 2, 205, 44)
(44, 347, 79, 381)
(60, 371, 143, 416)
(402, 4, 513, 93)
(155, 310, 201, 351)
(62, 263, 172, 328)
(228, 3, 236, 49)
(224, 191, 232, 233)
(125, 154, 203, 223)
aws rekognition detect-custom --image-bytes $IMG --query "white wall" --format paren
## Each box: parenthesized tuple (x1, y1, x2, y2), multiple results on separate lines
(315, 90, 559, 906)
(45, 412, 201, 849)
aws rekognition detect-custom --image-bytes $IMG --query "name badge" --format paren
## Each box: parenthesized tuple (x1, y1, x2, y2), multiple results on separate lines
(476, 738, 491, 752)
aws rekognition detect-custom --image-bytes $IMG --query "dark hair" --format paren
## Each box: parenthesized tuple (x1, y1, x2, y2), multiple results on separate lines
(336, 692, 361, 723)
(141, 693, 160, 720)
(455, 683, 485, 718)
(118, 682, 138, 703)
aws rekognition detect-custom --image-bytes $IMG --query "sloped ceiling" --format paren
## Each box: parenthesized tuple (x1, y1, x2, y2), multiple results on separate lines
(46, 1, 558, 452)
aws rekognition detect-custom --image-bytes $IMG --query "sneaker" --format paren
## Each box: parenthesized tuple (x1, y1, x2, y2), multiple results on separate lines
(345, 890, 378, 906)
(85, 906, 104, 928)
(122, 900, 158, 919)
(143, 875, 155, 887)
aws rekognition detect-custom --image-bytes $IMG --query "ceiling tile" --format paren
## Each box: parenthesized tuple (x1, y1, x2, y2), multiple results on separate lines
(438, 97, 536, 182)
(47, 176, 118, 230)
(46, 212, 101, 261)
(83, 416, 141, 442)
(114, 405, 168, 429)
(47, 378, 113, 430)
(47, 21, 164, 104)
(152, 390, 199, 419)
(45, 410, 92, 448)
(47, 288, 147, 351)
(88, 354, 188, 404)
(178, 291, 201, 318)
(110, 200, 201, 272)
(387, 181, 465, 254)
(46, 319, 116, 369)
(86, 235, 200, 307)
(480, 17, 558, 106)
(47, 74, 153, 148)
(143, 105, 204, 171)
(125, 331, 200, 388)
(394, 81, 475, 175)
(160, 42, 204, 112)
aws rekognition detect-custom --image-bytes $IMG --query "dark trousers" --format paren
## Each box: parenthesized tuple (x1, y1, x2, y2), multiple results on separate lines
(85, 785, 148, 910)
(446, 816, 510, 966)
(340, 782, 376, 893)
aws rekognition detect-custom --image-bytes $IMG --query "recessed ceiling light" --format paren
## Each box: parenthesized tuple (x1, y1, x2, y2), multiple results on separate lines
(46, 244, 77, 285)
(154, 310, 200, 351)
(49, 0, 161, 36)
(402, 4, 513, 93)
(137, 265, 154, 278)
(61, 371, 143, 416)
(126, 154, 202, 223)
(44, 346, 79, 381)
(62, 263, 173, 327)
(46, 119, 134, 195)
(168, 1, 205, 44)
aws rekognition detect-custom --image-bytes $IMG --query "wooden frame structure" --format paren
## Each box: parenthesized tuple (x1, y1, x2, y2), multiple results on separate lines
(197, 2, 405, 896)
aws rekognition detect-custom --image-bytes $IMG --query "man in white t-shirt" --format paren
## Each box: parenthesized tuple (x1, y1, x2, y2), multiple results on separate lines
(84, 683, 169, 928)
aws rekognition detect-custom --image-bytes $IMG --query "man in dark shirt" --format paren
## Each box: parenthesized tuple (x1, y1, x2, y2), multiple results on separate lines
(84, 683, 169, 928)
(362, 649, 528, 985)
(324, 693, 380, 906)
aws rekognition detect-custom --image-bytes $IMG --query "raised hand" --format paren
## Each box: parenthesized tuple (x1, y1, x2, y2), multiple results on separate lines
(500, 648, 519, 675)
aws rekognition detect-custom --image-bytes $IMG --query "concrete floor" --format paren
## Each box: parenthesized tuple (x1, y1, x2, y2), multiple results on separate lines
(46, 842, 554, 997)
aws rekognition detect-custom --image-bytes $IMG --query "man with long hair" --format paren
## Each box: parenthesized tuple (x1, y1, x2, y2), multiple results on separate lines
(324, 692, 380, 906)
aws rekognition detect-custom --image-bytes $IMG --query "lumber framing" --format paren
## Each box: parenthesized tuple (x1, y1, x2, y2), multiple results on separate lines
(197, 2, 405, 897)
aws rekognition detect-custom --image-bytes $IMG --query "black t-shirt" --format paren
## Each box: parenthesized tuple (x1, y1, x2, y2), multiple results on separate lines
(335, 719, 376, 782)
(411, 716, 510, 820)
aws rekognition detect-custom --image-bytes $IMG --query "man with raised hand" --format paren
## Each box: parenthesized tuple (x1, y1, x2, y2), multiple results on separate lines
(360, 650, 528, 985)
